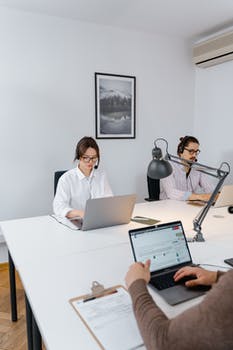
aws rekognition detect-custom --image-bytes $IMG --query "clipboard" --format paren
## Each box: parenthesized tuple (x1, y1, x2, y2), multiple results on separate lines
(69, 281, 145, 350)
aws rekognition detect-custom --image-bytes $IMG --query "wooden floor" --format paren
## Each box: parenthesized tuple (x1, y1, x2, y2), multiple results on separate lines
(0, 263, 27, 350)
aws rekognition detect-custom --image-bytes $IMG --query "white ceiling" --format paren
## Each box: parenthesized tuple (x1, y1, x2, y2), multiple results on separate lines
(1, 0, 233, 41)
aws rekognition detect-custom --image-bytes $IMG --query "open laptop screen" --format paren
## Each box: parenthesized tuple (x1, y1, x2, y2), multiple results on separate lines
(129, 221, 192, 273)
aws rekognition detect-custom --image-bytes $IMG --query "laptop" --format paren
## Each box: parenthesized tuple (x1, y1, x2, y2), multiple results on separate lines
(129, 221, 210, 305)
(213, 184, 233, 208)
(188, 184, 233, 208)
(71, 194, 136, 231)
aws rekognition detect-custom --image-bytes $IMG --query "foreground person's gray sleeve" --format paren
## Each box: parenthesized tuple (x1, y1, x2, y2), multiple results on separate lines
(128, 270, 233, 350)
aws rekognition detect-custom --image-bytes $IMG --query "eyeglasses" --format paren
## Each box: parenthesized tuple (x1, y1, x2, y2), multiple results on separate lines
(81, 155, 98, 163)
(184, 148, 201, 155)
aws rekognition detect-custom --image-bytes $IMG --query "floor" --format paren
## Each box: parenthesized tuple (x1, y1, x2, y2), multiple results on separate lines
(0, 263, 27, 350)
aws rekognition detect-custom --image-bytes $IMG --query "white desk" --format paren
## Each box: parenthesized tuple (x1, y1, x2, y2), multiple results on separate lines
(1, 200, 233, 350)
(19, 241, 233, 350)
(2, 200, 232, 263)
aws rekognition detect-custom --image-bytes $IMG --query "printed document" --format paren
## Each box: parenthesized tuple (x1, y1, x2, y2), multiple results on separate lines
(71, 286, 145, 350)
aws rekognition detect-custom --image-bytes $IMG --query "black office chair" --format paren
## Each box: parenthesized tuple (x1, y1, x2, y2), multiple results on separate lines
(54, 170, 67, 195)
(145, 176, 160, 201)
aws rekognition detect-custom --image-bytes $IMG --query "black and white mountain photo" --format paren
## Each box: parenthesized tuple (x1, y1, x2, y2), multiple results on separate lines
(98, 77, 134, 136)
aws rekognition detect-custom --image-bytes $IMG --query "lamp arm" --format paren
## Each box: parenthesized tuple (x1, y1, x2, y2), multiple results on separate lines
(154, 138, 169, 155)
(167, 154, 229, 178)
(193, 172, 228, 229)
(167, 153, 230, 242)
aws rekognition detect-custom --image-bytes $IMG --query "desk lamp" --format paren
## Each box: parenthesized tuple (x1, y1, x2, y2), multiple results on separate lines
(147, 138, 230, 242)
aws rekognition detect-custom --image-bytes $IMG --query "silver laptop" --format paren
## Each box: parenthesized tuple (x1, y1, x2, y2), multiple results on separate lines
(188, 184, 233, 208)
(129, 221, 210, 305)
(214, 184, 233, 208)
(71, 194, 136, 231)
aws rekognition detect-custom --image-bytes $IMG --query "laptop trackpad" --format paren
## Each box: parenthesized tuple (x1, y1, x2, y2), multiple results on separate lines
(159, 284, 208, 306)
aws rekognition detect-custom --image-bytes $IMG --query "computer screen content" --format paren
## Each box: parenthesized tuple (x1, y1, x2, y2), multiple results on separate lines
(130, 223, 191, 272)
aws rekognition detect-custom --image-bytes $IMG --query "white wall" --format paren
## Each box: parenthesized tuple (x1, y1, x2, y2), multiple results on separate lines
(194, 61, 233, 184)
(0, 7, 195, 221)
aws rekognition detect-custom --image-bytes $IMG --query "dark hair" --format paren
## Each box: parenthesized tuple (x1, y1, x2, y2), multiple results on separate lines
(74, 136, 100, 162)
(177, 135, 199, 155)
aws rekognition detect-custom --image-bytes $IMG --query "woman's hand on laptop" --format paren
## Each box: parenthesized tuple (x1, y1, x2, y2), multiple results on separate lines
(66, 209, 84, 219)
(125, 260, 151, 289)
(174, 266, 217, 287)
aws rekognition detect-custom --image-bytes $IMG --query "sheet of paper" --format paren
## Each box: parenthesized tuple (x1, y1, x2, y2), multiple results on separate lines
(50, 214, 80, 230)
(71, 287, 145, 350)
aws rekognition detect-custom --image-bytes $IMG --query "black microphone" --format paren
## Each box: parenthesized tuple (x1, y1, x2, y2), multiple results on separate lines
(189, 158, 197, 167)
(228, 206, 233, 214)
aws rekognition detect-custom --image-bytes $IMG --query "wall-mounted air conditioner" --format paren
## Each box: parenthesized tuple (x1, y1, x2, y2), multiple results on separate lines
(193, 31, 233, 68)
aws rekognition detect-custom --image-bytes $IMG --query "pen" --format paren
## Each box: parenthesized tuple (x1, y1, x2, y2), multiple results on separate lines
(83, 296, 96, 302)
(83, 289, 118, 302)
(133, 216, 150, 221)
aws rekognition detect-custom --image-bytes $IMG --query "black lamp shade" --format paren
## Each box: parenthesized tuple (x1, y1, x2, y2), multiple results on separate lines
(147, 159, 172, 179)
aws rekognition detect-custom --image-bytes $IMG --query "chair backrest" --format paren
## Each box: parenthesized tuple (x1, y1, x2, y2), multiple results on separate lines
(145, 176, 160, 201)
(54, 170, 67, 195)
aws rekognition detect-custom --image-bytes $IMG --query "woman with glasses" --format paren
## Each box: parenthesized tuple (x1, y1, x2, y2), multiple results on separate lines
(160, 135, 214, 201)
(53, 136, 112, 218)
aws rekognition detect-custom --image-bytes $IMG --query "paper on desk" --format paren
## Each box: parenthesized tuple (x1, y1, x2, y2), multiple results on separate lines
(71, 286, 145, 350)
(50, 214, 80, 230)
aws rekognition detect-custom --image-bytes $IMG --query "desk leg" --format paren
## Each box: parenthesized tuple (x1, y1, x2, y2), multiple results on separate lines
(25, 294, 33, 350)
(8, 251, 17, 322)
(32, 313, 42, 350)
(25, 293, 42, 350)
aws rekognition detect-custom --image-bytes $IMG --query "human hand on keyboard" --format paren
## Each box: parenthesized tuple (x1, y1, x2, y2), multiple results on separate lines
(174, 266, 217, 287)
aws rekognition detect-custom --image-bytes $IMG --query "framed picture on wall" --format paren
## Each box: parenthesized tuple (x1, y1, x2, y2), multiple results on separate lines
(95, 72, 136, 139)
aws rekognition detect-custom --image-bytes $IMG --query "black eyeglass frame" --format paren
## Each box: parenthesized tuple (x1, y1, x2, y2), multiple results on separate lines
(184, 147, 201, 155)
(81, 156, 98, 163)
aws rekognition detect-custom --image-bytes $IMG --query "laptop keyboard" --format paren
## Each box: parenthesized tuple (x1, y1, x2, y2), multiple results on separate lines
(151, 271, 176, 290)
(150, 271, 195, 290)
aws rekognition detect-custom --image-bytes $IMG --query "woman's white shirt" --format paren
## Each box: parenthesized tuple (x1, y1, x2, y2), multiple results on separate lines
(53, 167, 113, 217)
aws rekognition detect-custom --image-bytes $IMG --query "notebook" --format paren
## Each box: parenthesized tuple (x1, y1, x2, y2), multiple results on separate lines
(188, 184, 233, 208)
(129, 221, 210, 305)
(71, 194, 136, 231)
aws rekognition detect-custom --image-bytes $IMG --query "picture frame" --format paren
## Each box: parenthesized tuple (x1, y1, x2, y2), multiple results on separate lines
(95, 73, 136, 139)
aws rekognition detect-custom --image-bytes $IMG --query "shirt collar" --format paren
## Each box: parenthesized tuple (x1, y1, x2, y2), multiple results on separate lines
(76, 166, 95, 180)
(172, 161, 187, 173)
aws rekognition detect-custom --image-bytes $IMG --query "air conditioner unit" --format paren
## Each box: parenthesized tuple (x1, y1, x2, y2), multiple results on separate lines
(193, 31, 233, 68)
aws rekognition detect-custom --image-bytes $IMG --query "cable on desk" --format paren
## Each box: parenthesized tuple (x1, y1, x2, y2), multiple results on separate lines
(197, 263, 232, 270)
(49, 214, 79, 230)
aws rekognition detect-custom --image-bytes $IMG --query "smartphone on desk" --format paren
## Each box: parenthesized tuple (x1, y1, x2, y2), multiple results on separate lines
(224, 258, 233, 267)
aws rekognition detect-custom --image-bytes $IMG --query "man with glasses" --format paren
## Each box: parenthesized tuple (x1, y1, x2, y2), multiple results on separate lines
(160, 136, 214, 201)
(53, 136, 112, 218)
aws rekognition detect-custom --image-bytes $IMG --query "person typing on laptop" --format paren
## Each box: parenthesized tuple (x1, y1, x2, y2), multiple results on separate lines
(125, 261, 233, 350)
(160, 136, 214, 202)
(53, 136, 112, 219)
